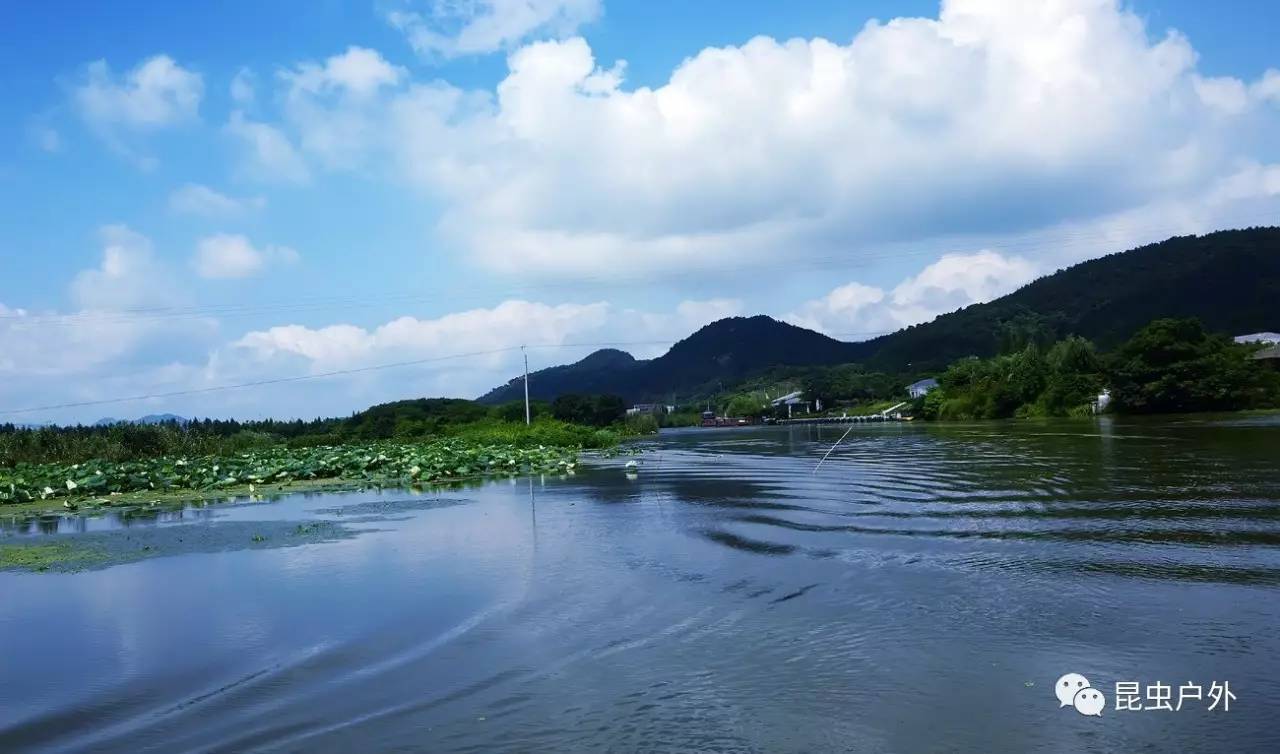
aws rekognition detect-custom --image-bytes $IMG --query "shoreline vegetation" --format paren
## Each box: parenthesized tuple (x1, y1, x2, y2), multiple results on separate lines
(4, 318, 1277, 518)
(1, 439, 582, 514)
(689, 318, 1280, 424)
(3, 396, 656, 517)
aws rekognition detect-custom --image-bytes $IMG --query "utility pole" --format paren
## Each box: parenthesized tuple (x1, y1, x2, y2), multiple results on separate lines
(522, 345, 531, 425)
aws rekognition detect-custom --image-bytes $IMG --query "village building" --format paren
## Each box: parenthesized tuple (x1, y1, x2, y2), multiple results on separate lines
(626, 403, 673, 417)
(1234, 332, 1280, 345)
(907, 378, 939, 399)
(770, 391, 815, 418)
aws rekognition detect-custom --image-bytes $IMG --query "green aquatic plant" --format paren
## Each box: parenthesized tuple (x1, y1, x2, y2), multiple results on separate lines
(0, 542, 107, 572)
(0, 440, 580, 507)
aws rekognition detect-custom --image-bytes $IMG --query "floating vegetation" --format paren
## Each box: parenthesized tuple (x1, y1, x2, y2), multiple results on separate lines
(0, 519, 359, 573)
(0, 542, 108, 572)
(0, 440, 578, 507)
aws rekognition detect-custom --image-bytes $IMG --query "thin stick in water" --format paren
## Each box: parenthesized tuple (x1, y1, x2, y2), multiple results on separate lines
(814, 423, 857, 474)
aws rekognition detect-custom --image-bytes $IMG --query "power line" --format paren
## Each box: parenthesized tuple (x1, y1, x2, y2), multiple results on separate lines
(0, 340, 676, 417)
(7, 214, 1271, 329)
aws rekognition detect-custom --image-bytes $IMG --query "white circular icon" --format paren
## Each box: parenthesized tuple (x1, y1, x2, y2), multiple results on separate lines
(1055, 673, 1090, 707)
(1073, 686, 1105, 717)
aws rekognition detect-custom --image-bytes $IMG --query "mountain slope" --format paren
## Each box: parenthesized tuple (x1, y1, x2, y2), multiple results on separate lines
(859, 227, 1280, 370)
(482, 349, 642, 404)
(478, 227, 1280, 402)
(478, 317, 859, 404)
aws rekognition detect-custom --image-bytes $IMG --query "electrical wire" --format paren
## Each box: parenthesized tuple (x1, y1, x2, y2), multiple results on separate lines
(0, 340, 677, 416)
(5, 212, 1270, 329)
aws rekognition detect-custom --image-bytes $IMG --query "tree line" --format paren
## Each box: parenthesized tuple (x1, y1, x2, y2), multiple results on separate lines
(1, 394, 636, 467)
(919, 318, 1279, 419)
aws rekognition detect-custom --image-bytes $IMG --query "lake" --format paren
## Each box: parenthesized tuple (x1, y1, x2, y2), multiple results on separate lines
(2, 418, 1279, 753)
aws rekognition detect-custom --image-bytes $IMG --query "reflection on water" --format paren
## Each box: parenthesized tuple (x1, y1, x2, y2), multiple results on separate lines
(2, 417, 1279, 752)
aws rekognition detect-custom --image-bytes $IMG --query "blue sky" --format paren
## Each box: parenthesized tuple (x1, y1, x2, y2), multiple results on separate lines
(2, 0, 1279, 423)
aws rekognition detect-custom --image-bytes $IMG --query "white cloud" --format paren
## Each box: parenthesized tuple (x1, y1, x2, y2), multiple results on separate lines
(282, 46, 405, 98)
(1194, 75, 1250, 116)
(73, 55, 203, 130)
(357, 0, 1280, 276)
(0, 293, 740, 422)
(193, 234, 300, 279)
(1, 227, 213, 382)
(275, 48, 407, 169)
(230, 67, 256, 106)
(891, 250, 1037, 321)
(225, 296, 740, 400)
(225, 111, 311, 183)
(387, 0, 601, 59)
(30, 125, 61, 153)
(1254, 70, 1280, 103)
(168, 183, 266, 216)
(71, 225, 181, 310)
(785, 250, 1037, 336)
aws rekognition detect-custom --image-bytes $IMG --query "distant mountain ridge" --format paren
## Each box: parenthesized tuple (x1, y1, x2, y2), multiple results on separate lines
(478, 228, 1280, 403)
(855, 227, 1280, 371)
(94, 414, 190, 427)
(479, 316, 859, 404)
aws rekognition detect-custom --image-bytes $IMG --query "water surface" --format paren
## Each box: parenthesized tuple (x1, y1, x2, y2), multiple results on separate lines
(2, 418, 1278, 752)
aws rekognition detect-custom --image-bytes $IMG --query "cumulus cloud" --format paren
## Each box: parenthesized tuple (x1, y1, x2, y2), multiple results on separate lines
(1, 227, 213, 383)
(225, 111, 311, 183)
(225, 296, 739, 401)
(785, 250, 1037, 336)
(230, 67, 256, 106)
(71, 225, 182, 310)
(282, 46, 405, 97)
(349, 0, 1276, 277)
(193, 234, 299, 279)
(387, 0, 601, 58)
(276, 48, 407, 169)
(234, 300, 606, 367)
(169, 183, 266, 216)
(73, 55, 203, 130)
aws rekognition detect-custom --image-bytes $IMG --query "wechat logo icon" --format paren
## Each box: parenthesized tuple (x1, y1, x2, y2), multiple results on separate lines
(1055, 672, 1105, 717)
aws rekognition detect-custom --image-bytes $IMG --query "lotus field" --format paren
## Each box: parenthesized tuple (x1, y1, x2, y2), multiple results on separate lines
(0, 440, 579, 506)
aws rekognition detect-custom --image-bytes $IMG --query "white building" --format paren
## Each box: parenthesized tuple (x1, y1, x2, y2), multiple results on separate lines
(907, 378, 939, 399)
(626, 403, 670, 417)
(1234, 332, 1280, 345)
(770, 391, 815, 418)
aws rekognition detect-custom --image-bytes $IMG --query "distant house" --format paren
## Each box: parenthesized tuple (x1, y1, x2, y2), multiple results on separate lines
(1234, 332, 1280, 345)
(1092, 388, 1113, 414)
(907, 378, 939, 399)
(770, 390, 814, 418)
(626, 403, 669, 417)
(1253, 344, 1280, 369)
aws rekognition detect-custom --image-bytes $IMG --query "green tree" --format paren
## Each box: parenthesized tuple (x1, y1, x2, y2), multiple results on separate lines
(725, 394, 764, 418)
(1108, 318, 1280, 413)
(1040, 336, 1104, 415)
(490, 400, 550, 423)
(590, 395, 627, 427)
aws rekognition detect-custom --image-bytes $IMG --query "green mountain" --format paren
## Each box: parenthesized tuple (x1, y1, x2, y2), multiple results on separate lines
(478, 227, 1280, 403)
(478, 316, 860, 404)
(858, 227, 1280, 371)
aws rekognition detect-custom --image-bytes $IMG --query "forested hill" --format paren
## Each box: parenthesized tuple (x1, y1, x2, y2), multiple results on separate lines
(858, 227, 1280, 370)
(478, 227, 1280, 402)
(477, 316, 860, 404)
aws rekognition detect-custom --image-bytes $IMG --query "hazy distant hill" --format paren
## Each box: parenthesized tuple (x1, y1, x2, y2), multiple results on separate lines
(478, 228, 1280, 402)
(94, 414, 190, 427)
